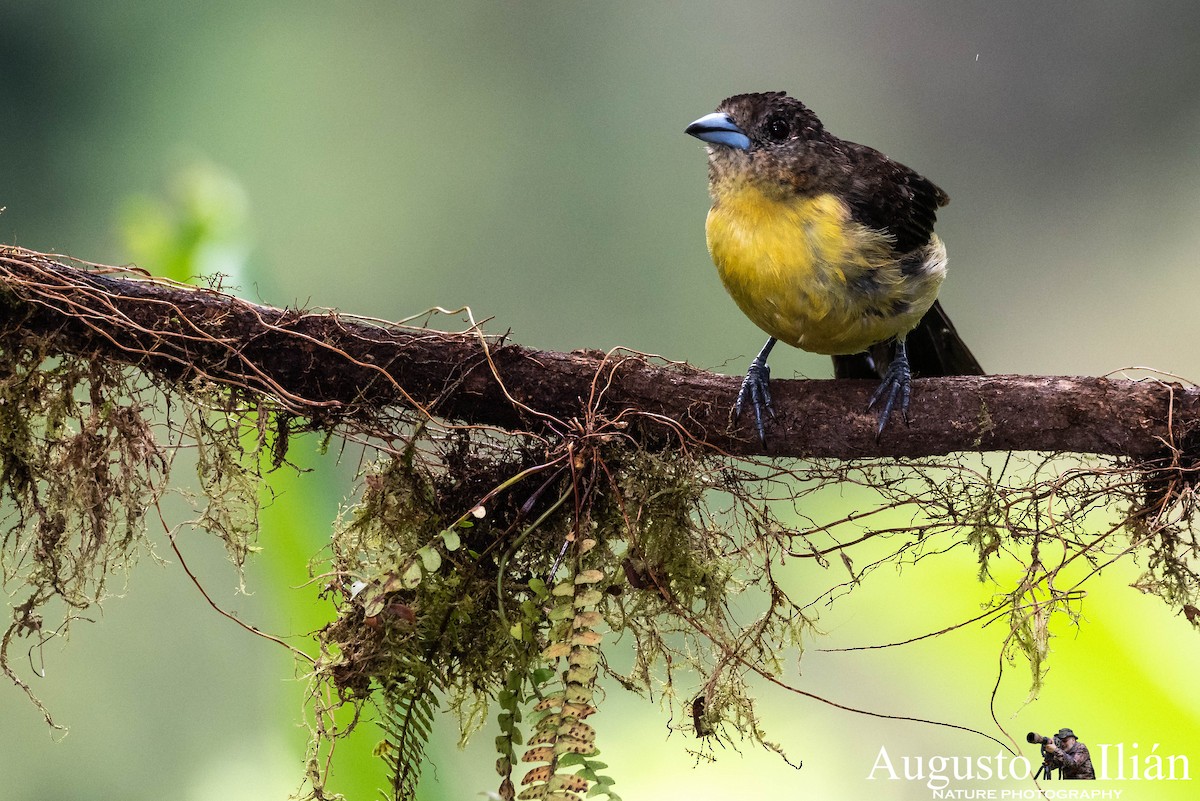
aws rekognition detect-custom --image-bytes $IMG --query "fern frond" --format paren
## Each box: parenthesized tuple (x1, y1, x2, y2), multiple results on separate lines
(515, 536, 618, 801)
(377, 664, 443, 801)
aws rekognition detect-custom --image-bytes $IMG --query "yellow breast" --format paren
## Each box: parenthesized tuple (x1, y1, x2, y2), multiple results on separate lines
(705, 183, 942, 355)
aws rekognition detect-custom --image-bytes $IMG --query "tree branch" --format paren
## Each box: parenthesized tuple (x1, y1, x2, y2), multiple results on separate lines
(0, 246, 1195, 459)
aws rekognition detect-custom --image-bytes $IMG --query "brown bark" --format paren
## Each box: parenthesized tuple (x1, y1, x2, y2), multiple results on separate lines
(1, 246, 1195, 459)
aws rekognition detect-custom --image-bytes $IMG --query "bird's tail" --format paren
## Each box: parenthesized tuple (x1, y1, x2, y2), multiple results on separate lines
(832, 300, 983, 379)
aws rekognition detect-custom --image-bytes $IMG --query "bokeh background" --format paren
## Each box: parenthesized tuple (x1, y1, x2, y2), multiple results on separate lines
(3, 2, 1200, 799)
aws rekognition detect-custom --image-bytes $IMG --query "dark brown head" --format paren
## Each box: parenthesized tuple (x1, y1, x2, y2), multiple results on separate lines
(686, 91, 837, 196)
(713, 92, 824, 145)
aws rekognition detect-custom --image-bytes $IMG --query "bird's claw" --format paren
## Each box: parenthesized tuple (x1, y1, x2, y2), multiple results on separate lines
(867, 352, 911, 439)
(734, 357, 774, 445)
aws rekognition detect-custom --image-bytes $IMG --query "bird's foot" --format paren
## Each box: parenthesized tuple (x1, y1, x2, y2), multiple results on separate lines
(734, 355, 774, 445)
(867, 344, 911, 439)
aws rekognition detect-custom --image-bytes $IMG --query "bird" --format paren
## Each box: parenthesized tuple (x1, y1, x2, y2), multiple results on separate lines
(685, 91, 982, 444)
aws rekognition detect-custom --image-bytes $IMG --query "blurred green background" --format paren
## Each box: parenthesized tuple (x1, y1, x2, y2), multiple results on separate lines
(3, 2, 1200, 799)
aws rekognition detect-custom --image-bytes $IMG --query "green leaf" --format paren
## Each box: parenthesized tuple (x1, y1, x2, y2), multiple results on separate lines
(528, 577, 549, 598)
(573, 589, 603, 607)
(418, 545, 442, 573)
(401, 560, 424, 588)
(439, 529, 462, 551)
(361, 590, 386, 618)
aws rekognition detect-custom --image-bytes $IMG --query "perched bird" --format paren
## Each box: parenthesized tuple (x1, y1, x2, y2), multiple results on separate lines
(685, 91, 982, 444)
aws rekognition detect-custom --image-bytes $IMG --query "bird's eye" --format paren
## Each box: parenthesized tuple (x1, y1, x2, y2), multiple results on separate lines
(765, 117, 790, 141)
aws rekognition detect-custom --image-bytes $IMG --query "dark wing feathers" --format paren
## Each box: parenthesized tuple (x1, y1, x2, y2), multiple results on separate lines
(839, 142, 949, 254)
(833, 300, 984, 378)
(903, 299, 983, 376)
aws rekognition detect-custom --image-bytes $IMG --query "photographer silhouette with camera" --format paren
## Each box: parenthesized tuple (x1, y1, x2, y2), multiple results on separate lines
(1026, 727, 1095, 780)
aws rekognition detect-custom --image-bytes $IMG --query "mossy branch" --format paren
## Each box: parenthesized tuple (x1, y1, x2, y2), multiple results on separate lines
(0, 246, 1195, 460)
(1, 245, 1197, 801)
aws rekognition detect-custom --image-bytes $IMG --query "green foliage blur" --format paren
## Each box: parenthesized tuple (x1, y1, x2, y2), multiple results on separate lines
(2, 3, 1200, 800)
(119, 162, 250, 285)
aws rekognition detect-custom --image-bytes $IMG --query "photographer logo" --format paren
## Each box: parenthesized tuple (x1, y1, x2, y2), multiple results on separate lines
(866, 732, 1190, 797)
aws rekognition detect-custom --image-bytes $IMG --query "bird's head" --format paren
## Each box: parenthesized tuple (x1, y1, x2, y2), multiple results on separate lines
(686, 91, 831, 197)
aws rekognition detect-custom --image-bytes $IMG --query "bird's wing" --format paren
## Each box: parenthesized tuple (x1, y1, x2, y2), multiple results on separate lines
(838, 142, 949, 254)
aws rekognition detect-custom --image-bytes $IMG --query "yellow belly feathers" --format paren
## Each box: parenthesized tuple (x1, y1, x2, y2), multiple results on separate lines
(706, 184, 945, 355)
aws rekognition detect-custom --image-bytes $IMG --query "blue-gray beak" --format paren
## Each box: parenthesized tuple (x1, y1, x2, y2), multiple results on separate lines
(685, 112, 751, 151)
